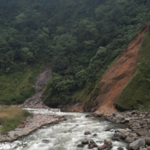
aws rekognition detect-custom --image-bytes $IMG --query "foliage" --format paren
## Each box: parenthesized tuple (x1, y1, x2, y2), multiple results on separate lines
(0, 107, 31, 134)
(0, 64, 42, 105)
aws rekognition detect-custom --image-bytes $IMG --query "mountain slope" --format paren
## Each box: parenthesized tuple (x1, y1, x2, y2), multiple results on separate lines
(82, 23, 150, 114)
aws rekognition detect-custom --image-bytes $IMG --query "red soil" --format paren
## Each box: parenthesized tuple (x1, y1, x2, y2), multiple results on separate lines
(83, 22, 150, 115)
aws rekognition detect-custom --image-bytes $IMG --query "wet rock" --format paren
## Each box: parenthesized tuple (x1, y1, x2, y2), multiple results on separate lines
(42, 139, 50, 144)
(125, 136, 135, 143)
(93, 134, 97, 136)
(146, 146, 150, 150)
(104, 139, 112, 146)
(119, 133, 126, 140)
(85, 114, 92, 118)
(98, 144, 107, 150)
(88, 140, 98, 149)
(107, 144, 113, 150)
(132, 111, 137, 115)
(84, 131, 91, 135)
(105, 129, 111, 131)
(117, 129, 129, 135)
(125, 133, 138, 143)
(77, 144, 84, 148)
(129, 138, 145, 150)
(145, 137, 150, 145)
(118, 147, 124, 150)
(82, 140, 89, 145)
(136, 129, 148, 136)
(112, 137, 121, 141)
(93, 112, 103, 117)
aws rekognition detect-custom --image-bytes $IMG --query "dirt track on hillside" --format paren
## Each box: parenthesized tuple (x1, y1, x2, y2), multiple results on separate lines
(83, 22, 150, 115)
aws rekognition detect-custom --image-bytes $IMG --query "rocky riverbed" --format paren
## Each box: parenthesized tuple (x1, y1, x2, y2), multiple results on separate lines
(0, 108, 150, 150)
(0, 113, 66, 142)
(89, 110, 150, 150)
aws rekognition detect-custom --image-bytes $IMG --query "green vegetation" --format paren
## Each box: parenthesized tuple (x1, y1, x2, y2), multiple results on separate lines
(0, 107, 31, 134)
(0, 0, 150, 106)
(0, 64, 42, 105)
(116, 28, 150, 110)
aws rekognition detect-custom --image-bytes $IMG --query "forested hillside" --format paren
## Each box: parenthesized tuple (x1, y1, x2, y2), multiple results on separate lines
(0, 0, 150, 107)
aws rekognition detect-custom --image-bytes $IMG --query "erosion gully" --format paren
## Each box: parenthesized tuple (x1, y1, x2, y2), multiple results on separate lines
(0, 108, 127, 150)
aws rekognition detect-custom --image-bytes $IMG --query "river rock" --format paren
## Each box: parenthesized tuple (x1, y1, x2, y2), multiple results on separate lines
(93, 112, 103, 117)
(98, 144, 107, 150)
(82, 140, 89, 145)
(93, 134, 97, 136)
(42, 139, 50, 144)
(145, 137, 150, 145)
(119, 133, 126, 140)
(117, 129, 129, 135)
(118, 147, 124, 150)
(85, 114, 93, 118)
(136, 129, 148, 136)
(112, 137, 121, 141)
(146, 146, 150, 150)
(84, 131, 91, 135)
(104, 139, 112, 146)
(129, 138, 145, 150)
(125, 133, 138, 143)
(88, 140, 98, 149)
(77, 144, 84, 148)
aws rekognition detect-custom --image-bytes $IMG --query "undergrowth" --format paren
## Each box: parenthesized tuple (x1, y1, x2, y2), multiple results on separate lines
(0, 64, 42, 105)
(0, 107, 32, 134)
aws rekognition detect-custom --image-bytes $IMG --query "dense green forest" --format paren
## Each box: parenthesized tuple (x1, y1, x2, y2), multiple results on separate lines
(0, 0, 150, 106)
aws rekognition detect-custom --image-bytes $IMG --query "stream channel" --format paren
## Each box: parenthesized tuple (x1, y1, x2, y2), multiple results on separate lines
(0, 108, 127, 150)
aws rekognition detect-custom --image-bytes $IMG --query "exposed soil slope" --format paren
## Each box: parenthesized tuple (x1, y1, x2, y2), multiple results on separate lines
(83, 23, 150, 115)
(23, 66, 51, 108)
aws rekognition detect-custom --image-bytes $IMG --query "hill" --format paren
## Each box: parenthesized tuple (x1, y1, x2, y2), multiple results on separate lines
(0, 0, 150, 110)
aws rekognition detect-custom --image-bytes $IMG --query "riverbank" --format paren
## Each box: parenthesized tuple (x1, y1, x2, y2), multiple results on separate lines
(93, 110, 150, 150)
(0, 112, 66, 142)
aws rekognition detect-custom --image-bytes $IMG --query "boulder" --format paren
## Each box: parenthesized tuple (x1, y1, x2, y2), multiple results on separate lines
(88, 140, 98, 149)
(118, 147, 124, 150)
(119, 133, 126, 140)
(145, 137, 150, 145)
(84, 131, 91, 135)
(85, 114, 93, 118)
(112, 137, 121, 141)
(125, 133, 138, 143)
(117, 129, 129, 135)
(136, 129, 148, 136)
(42, 139, 50, 144)
(93, 134, 97, 136)
(82, 140, 89, 145)
(77, 144, 84, 148)
(98, 144, 107, 150)
(129, 138, 145, 150)
(104, 139, 112, 146)
(125, 136, 136, 143)
(93, 112, 103, 117)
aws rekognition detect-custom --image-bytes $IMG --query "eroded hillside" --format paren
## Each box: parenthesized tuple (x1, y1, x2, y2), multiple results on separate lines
(83, 23, 150, 115)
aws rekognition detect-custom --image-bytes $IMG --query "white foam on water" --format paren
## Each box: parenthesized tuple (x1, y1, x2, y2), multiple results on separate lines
(0, 108, 127, 150)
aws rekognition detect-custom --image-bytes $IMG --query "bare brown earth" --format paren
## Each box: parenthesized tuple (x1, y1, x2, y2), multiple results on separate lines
(83, 22, 150, 115)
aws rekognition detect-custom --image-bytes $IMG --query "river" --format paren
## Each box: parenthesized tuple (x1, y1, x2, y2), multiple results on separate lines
(0, 108, 127, 150)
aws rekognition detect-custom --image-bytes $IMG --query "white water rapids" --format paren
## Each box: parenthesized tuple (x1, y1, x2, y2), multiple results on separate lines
(0, 108, 127, 150)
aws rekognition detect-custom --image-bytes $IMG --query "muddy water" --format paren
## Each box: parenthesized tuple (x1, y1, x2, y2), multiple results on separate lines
(0, 108, 127, 150)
